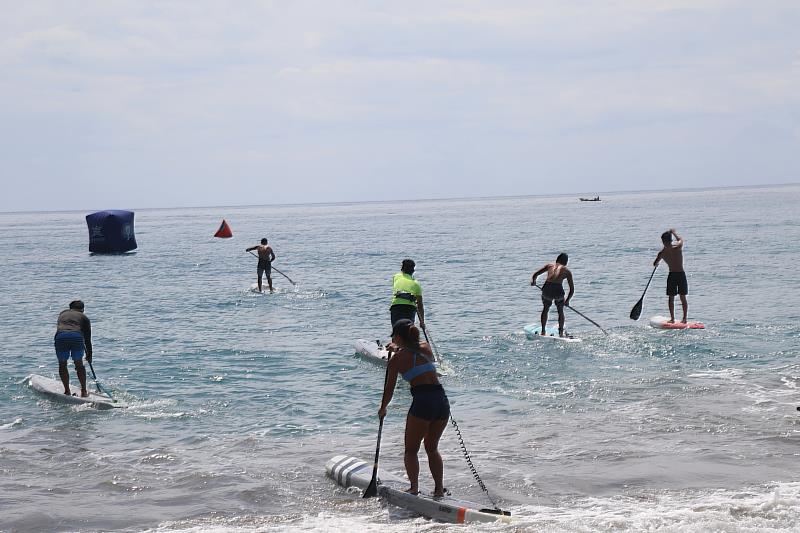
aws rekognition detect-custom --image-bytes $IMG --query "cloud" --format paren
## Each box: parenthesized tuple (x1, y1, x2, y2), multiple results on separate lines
(0, 1, 798, 211)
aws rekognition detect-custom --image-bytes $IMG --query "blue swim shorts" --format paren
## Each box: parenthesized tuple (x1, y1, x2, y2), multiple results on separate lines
(54, 331, 85, 363)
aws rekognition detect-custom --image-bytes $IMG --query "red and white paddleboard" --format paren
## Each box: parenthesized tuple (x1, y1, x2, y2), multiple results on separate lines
(649, 315, 705, 330)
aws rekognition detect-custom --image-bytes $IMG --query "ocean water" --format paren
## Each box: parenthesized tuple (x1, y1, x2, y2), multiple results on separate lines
(1, 185, 798, 532)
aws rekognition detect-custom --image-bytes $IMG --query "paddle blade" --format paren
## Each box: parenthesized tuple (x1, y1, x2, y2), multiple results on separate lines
(364, 415, 385, 499)
(629, 299, 643, 320)
(363, 478, 378, 498)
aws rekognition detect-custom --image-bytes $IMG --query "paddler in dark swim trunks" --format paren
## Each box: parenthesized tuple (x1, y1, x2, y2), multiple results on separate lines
(530, 253, 575, 338)
(379, 318, 449, 497)
(54, 300, 93, 397)
(246, 238, 276, 293)
(653, 228, 688, 323)
(390, 259, 425, 330)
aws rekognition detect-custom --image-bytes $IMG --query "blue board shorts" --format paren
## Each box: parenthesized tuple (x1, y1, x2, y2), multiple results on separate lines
(409, 384, 450, 421)
(54, 331, 85, 363)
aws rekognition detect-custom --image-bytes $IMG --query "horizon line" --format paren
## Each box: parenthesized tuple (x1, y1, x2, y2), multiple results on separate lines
(1, 181, 796, 216)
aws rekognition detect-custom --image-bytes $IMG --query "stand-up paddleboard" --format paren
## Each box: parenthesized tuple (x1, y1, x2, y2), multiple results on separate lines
(355, 339, 390, 365)
(523, 324, 582, 343)
(649, 316, 705, 330)
(326, 455, 512, 524)
(27, 374, 120, 410)
(249, 283, 275, 294)
(354, 339, 449, 376)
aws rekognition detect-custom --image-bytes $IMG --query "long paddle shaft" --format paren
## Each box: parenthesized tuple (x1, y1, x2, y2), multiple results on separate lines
(629, 264, 658, 321)
(247, 251, 296, 285)
(87, 359, 115, 401)
(533, 283, 608, 335)
(421, 328, 444, 366)
(566, 304, 608, 335)
(271, 265, 296, 285)
(364, 353, 392, 498)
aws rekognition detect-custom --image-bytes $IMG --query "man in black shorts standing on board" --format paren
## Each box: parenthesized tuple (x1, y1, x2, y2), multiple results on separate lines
(531, 253, 574, 337)
(654, 228, 688, 323)
(246, 238, 276, 293)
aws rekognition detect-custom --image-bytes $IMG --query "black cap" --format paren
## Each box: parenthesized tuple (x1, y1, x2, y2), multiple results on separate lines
(391, 318, 413, 337)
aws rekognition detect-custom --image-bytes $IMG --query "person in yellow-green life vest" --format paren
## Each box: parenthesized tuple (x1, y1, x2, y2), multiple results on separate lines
(390, 259, 425, 330)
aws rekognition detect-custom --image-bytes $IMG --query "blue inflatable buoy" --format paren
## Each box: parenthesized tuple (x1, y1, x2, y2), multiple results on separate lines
(86, 210, 137, 253)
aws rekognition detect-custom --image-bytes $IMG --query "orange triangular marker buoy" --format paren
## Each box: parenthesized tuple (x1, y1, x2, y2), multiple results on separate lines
(214, 219, 233, 238)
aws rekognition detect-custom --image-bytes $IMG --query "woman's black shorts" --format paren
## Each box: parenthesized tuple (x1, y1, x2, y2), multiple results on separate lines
(409, 384, 450, 421)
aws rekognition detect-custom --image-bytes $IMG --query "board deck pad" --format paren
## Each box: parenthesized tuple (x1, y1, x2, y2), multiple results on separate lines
(523, 324, 582, 342)
(27, 374, 120, 409)
(325, 455, 512, 524)
(649, 316, 705, 329)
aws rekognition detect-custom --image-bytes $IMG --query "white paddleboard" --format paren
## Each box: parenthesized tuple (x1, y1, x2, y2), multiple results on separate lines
(649, 316, 705, 330)
(354, 339, 391, 365)
(326, 455, 512, 524)
(27, 374, 120, 410)
(249, 283, 274, 294)
(354, 339, 449, 376)
(523, 324, 582, 343)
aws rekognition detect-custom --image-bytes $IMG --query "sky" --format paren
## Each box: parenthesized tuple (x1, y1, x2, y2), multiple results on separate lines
(0, 1, 798, 212)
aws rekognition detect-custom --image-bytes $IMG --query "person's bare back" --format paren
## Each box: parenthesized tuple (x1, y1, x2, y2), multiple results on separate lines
(544, 263, 571, 283)
(256, 244, 273, 260)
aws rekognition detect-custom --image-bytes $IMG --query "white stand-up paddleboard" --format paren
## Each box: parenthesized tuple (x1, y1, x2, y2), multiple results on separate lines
(354, 339, 449, 376)
(523, 324, 582, 343)
(249, 283, 274, 294)
(649, 316, 705, 330)
(326, 455, 512, 524)
(354, 339, 391, 365)
(27, 374, 120, 410)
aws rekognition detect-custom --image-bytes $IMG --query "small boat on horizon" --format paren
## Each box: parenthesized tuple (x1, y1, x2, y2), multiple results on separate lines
(579, 196, 601, 202)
